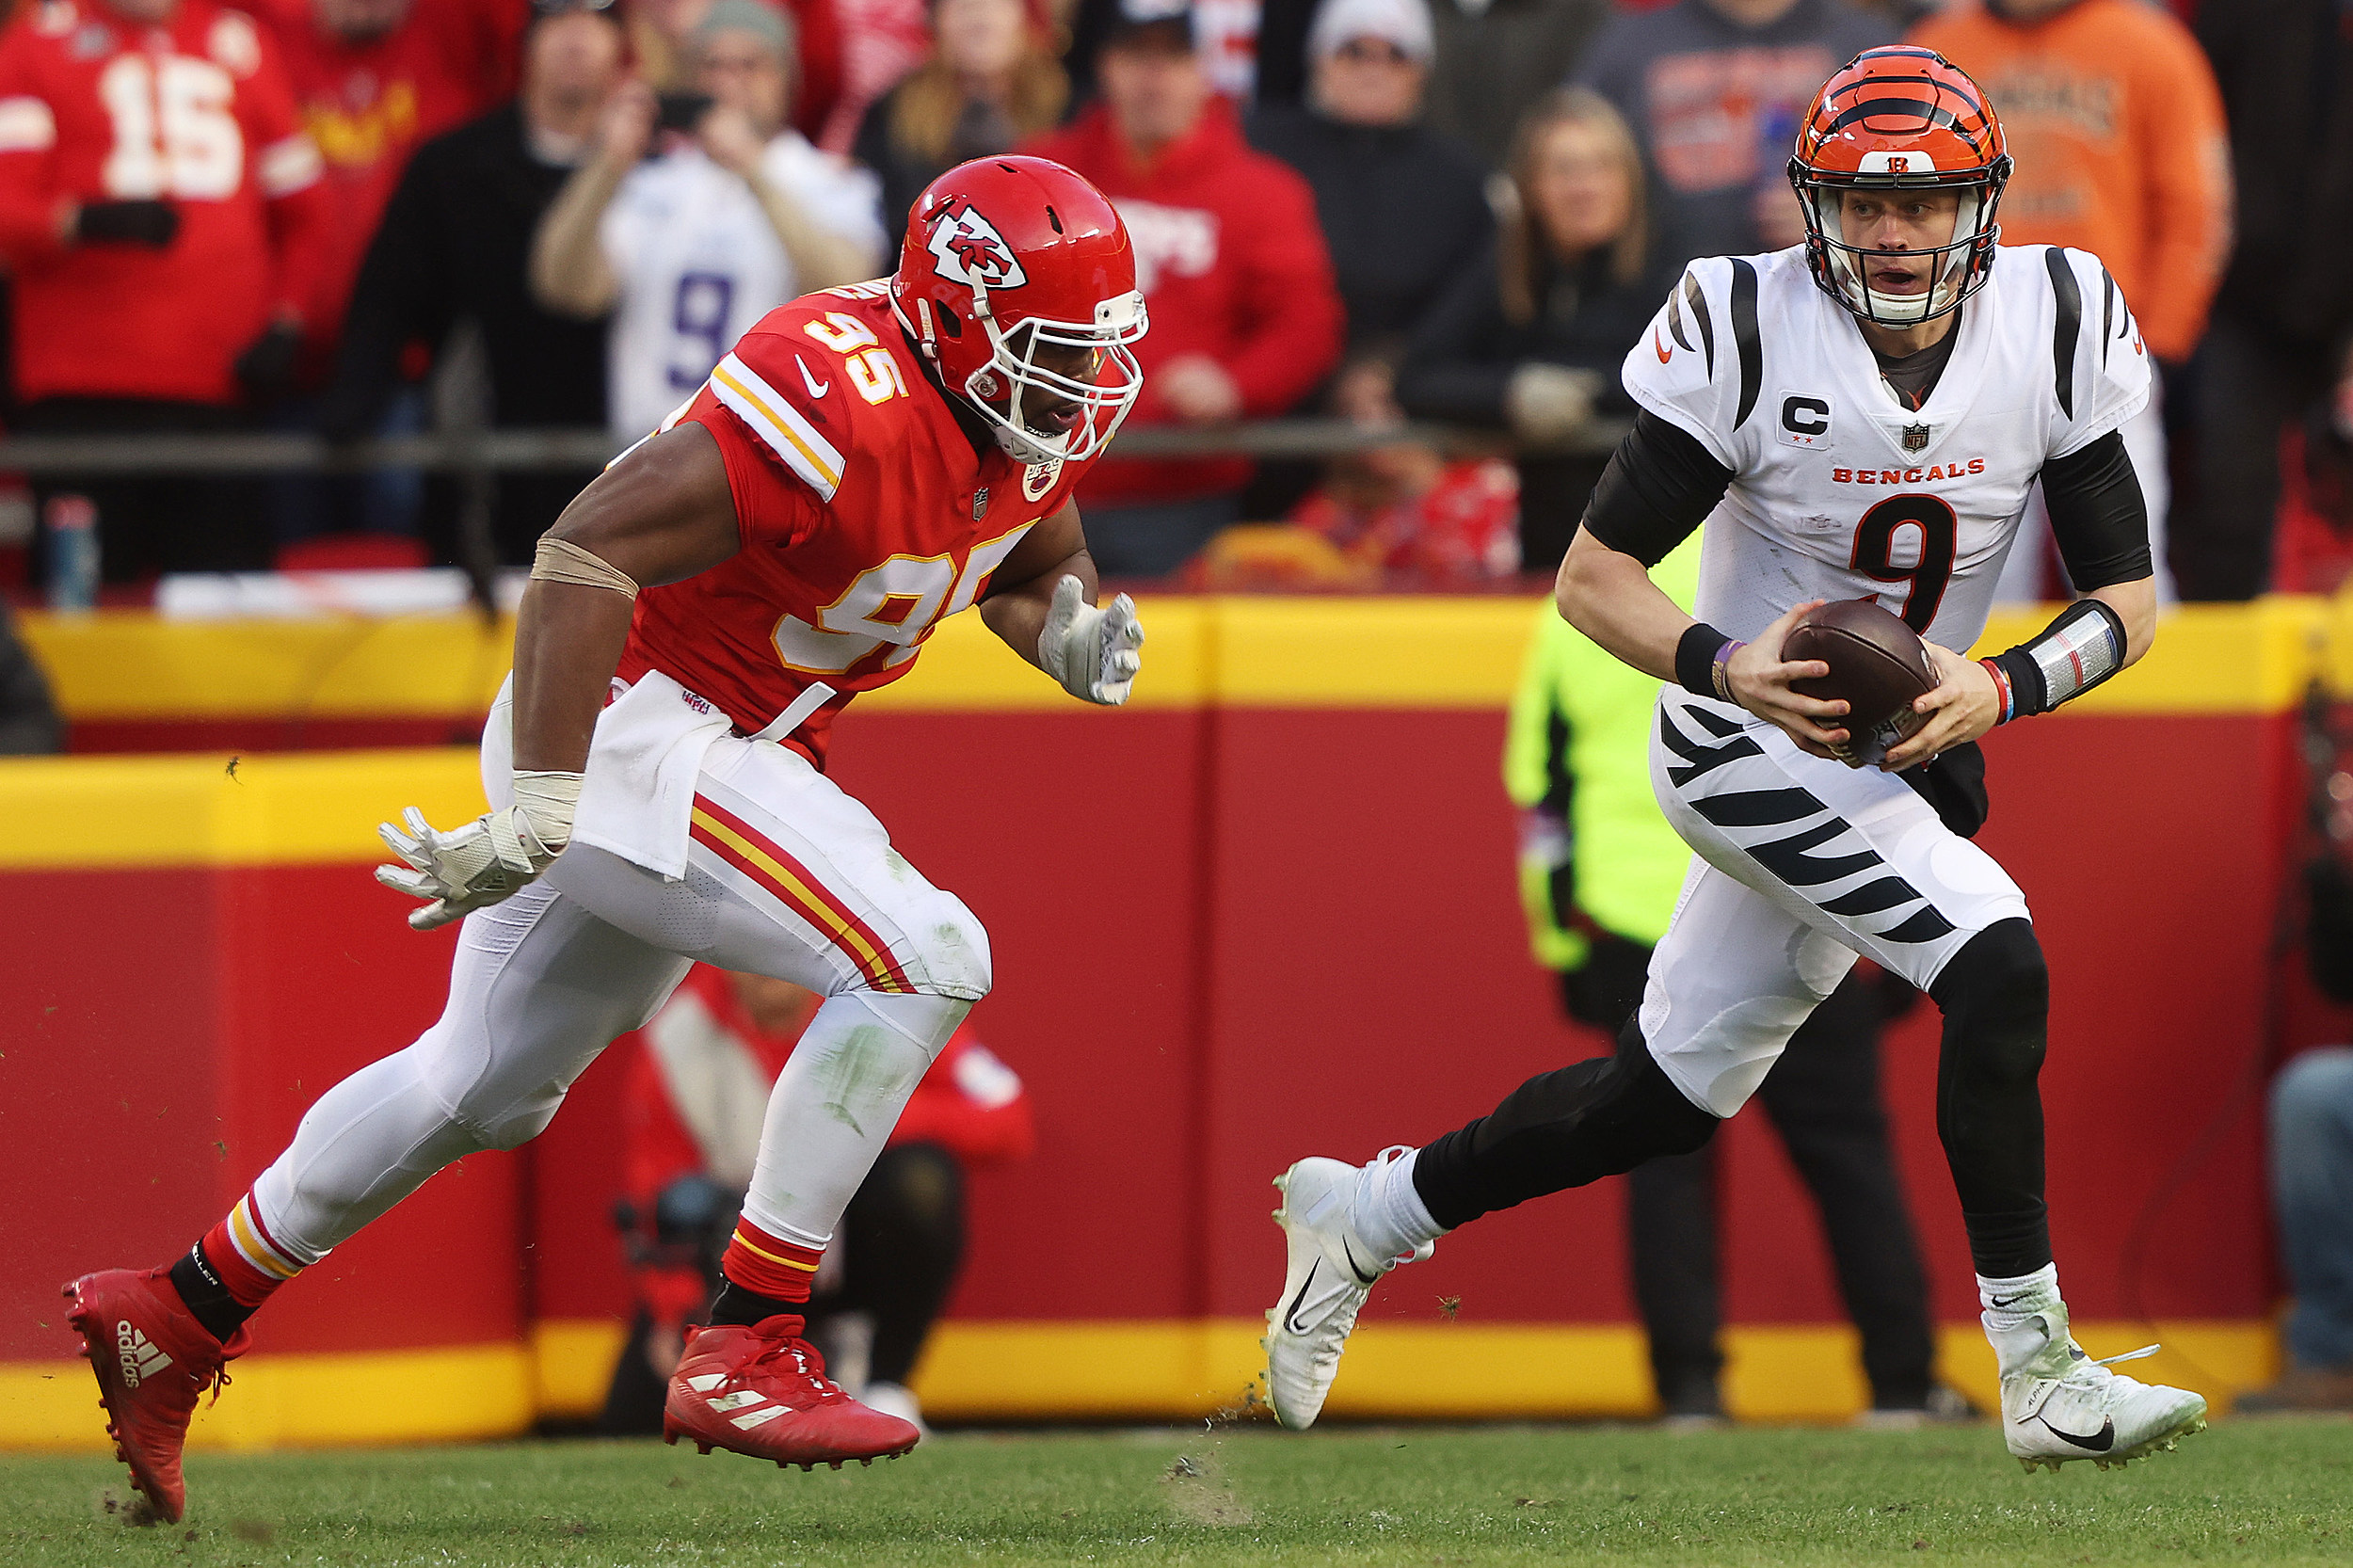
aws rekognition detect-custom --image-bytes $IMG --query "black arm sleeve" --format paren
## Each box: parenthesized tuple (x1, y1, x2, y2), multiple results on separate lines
(1577, 409, 1736, 568)
(2041, 429, 2153, 590)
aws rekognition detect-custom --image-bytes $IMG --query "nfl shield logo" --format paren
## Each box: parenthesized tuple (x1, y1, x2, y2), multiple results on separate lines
(1902, 424, 1930, 453)
(972, 487, 989, 520)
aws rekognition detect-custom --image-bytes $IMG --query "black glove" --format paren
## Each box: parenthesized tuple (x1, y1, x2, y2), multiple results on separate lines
(232, 321, 306, 403)
(73, 199, 179, 248)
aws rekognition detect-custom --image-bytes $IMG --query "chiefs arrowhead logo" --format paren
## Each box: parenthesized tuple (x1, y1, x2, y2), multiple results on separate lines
(925, 199, 1028, 290)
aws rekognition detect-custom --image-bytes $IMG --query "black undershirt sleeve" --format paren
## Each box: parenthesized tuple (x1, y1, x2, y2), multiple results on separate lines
(1577, 409, 1737, 568)
(2040, 429, 2153, 590)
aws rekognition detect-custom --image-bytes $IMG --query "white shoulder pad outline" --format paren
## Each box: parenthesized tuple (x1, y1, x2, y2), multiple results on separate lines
(709, 349, 845, 501)
(1621, 255, 1766, 469)
(2041, 245, 2152, 458)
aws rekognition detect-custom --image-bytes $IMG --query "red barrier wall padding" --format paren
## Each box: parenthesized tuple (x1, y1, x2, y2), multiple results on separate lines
(6, 701, 2289, 1371)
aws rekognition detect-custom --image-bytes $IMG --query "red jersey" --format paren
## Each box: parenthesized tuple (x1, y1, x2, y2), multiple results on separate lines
(0, 0, 330, 404)
(266, 0, 519, 344)
(620, 281, 1101, 767)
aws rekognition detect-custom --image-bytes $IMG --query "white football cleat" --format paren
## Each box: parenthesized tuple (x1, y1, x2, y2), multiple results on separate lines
(1262, 1150, 1432, 1431)
(2000, 1304, 2206, 1472)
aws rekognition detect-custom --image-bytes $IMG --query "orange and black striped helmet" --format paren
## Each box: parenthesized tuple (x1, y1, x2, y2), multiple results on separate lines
(1785, 46, 2011, 328)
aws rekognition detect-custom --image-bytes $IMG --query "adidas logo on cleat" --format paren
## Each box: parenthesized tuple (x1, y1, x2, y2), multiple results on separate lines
(115, 1321, 168, 1389)
(686, 1373, 793, 1431)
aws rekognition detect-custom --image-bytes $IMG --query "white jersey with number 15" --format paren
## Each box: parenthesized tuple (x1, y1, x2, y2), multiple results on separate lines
(1621, 242, 2150, 655)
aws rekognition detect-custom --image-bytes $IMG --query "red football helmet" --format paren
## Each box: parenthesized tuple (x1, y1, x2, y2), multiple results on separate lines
(1786, 47, 2011, 328)
(891, 156, 1147, 466)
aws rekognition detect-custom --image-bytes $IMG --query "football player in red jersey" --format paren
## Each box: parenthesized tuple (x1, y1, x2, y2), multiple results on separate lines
(64, 155, 1147, 1521)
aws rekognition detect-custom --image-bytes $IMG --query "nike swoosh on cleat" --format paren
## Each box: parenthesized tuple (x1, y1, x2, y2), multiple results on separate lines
(2038, 1415, 2116, 1451)
(1283, 1265, 1322, 1336)
(1338, 1238, 1379, 1287)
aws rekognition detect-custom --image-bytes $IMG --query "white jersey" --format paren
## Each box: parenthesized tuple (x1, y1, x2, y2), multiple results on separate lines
(600, 133, 885, 439)
(1620, 242, 2151, 653)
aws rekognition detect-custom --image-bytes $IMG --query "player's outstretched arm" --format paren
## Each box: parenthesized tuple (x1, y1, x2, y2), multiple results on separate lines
(377, 424, 743, 929)
(1556, 528, 1850, 757)
(979, 500, 1144, 706)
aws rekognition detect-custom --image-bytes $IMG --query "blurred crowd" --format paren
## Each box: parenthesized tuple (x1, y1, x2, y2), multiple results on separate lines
(0, 0, 2337, 595)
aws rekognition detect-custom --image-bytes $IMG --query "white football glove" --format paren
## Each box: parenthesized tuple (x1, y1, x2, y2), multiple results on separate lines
(1037, 574, 1144, 706)
(374, 771, 582, 931)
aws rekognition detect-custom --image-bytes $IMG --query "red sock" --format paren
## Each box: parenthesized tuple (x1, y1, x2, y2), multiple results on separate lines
(201, 1193, 307, 1308)
(720, 1217, 822, 1304)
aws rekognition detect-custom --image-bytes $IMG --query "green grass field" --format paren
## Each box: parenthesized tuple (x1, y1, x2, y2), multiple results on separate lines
(3, 1418, 2349, 1568)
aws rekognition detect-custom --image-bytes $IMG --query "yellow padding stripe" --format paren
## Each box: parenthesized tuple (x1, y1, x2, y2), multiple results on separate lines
(5, 1320, 2277, 1446)
(16, 596, 2319, 725)
(505, 1316, 2279, 1428)
(0, 1342, 533, 1451)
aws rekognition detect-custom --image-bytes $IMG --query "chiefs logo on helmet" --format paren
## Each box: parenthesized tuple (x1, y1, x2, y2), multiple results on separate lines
(925, 200, 1029, 291)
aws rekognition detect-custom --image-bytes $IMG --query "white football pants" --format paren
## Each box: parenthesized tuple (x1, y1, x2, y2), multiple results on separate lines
(246, 732, 988, 1272)
(1640, 691, 2032, 1118)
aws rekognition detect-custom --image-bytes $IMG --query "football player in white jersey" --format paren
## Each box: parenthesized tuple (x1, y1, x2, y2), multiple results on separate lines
(1262, 47, 2209, 1473)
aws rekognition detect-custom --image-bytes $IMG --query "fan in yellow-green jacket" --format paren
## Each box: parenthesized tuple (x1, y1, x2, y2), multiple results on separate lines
(1503, 537, 1958, 1427)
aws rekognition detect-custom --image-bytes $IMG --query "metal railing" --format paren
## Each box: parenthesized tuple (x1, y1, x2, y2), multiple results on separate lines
(0, 417, 1632, 477)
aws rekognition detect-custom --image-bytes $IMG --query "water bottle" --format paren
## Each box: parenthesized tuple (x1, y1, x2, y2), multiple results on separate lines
(44, 493, 98, 612)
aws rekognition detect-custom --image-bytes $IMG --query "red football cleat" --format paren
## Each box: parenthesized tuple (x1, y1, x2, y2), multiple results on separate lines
(663, 1315, 920, 1470)
(62, 1268, 247, 1525)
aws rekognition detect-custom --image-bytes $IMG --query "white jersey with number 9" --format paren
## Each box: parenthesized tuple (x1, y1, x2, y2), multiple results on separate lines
(1621, 242, 2150, 655)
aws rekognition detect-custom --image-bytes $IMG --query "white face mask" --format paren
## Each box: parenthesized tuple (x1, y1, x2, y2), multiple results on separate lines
(1799, 179, 1999, 329)
(958, 288, 1150, 465)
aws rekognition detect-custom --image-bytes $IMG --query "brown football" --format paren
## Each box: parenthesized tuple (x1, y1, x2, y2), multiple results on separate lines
(1783, 599, 1937, 766)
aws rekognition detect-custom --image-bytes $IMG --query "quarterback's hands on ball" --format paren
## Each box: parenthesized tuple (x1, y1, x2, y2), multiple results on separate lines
(1724, 600, 1851, 760)
(1036, 574, 1144, 705)
(1880, 643, 1999, 772)
(374, 772, 583, 931)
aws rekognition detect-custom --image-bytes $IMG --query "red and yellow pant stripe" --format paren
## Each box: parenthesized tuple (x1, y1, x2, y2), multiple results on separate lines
(686, 795, 914, 993)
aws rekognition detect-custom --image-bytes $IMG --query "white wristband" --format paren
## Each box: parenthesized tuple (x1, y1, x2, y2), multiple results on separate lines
(511, 770, 584, 850)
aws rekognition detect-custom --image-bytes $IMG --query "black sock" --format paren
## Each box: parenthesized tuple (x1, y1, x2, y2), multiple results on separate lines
(707, 1282, 798, 1329)
(167, 1242, 255, 1344)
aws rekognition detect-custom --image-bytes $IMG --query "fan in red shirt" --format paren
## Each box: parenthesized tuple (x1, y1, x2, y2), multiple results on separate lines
(0, 0, 331, 575)
(259, 0, 521, 359)
(600, 965, 1033, 1435)
(1023, 0, 1343, 577)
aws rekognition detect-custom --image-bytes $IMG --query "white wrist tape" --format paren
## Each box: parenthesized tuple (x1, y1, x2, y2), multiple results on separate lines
(531, 536, 639, 599)
(510, 770, 584, 850)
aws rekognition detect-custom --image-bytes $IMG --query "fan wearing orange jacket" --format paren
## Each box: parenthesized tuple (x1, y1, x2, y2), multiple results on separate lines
(1910, 0, 2232, 601)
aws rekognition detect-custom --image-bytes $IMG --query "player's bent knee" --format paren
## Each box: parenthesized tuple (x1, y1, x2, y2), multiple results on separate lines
(1929, 918, 2047, 1021)
(898, 888, 992, 1000)
(1929, 918, 2049, 1085)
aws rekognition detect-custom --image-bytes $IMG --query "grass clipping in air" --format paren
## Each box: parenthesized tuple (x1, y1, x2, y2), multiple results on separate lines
(4, 1419, 2352, 1566)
